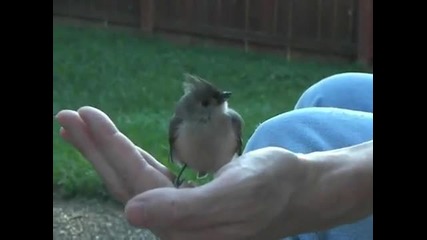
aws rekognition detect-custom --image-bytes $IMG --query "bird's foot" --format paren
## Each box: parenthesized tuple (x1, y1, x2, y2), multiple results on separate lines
(174, 164, 187, 188)
(196, 171, 208, 179)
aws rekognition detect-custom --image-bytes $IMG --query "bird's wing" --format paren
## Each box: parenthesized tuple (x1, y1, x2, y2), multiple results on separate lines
(168, 115, 183, 163)
(226, 108, 244, 156)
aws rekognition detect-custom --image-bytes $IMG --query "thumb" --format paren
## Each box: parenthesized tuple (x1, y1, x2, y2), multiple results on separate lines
(125, 187, 212, 229)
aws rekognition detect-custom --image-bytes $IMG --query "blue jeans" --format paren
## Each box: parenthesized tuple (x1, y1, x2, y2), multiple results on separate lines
(243, 72, 373, 240)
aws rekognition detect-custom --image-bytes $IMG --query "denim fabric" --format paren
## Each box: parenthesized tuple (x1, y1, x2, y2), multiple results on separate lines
(243, 72, 373, 240)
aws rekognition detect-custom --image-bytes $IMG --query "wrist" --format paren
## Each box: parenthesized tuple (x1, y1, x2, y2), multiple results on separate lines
(288, 141, 373, 233)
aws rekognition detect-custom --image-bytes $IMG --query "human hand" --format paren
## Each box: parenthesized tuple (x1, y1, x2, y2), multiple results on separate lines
(56, 106, 336, 240)
(56, 106, 176, 204)
(125, 147, 311, 240)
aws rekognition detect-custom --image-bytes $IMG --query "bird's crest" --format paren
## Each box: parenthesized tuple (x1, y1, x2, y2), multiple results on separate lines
(182, 73, 217, 94)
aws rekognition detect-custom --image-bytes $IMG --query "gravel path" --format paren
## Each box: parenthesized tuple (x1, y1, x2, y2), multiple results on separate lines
(53, 195, 159, 240)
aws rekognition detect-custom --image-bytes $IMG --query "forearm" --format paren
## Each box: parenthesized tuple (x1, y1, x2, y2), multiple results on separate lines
(288, 140, 373, 234)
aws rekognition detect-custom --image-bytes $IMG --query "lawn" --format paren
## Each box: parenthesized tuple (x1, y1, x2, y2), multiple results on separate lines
(53, 23, 368, 199)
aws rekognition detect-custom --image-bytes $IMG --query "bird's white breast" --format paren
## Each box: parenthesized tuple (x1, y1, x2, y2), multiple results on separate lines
(174, 115, 238, 173)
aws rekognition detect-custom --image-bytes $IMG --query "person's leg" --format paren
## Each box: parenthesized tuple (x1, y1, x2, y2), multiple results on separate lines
(244, 107, 373, 156)
(294, 72, 373, 113)
(243, 107, 373, 240)
(243, 72, 373, 239)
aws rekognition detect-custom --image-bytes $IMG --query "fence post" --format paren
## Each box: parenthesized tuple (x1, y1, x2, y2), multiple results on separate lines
(357, 0, 372, 67)
(140, 0, 155, 33)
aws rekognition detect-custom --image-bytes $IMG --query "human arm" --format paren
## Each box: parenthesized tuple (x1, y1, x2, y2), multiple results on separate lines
(124, 141, 373, 240)
(56, 106, 372, 240)
(280, 140, 373, 236)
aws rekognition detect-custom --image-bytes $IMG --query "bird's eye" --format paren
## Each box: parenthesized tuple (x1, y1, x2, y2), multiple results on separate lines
(201, 100, 209, 107)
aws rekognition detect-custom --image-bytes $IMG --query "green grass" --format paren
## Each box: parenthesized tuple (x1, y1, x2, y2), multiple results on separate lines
(53, 23, 368, 199)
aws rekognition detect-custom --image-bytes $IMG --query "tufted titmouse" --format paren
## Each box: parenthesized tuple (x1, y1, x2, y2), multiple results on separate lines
(168, 73, 244, 187)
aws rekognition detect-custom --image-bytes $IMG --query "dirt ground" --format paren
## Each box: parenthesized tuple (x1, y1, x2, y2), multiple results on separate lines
(53, 194, 159, 240)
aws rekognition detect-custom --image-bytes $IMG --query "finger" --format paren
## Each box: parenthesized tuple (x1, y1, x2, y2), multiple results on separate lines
(158, 225, 251, 240)
(59, 127, 70, 141)
(136, 147, 175, 182)
(76, 106, 174, 182)
(57, 110, 97, 156)
(57, 110, 115, 172)
(125, 187, 215, 229)
(56, 110, 130, 202)
(78, 106, 174, 193)
(78, 106, 149, 170)
(179, 181, 198, 188)
(77, 106, 120, 142)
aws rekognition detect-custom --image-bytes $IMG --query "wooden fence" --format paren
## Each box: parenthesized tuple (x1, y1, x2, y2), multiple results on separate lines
(53, 0, 372, 64)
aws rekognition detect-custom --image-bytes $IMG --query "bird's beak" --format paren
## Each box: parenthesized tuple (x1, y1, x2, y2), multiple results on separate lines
(220, 91, 232, 100)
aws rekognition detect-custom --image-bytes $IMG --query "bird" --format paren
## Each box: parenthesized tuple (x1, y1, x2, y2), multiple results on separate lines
(168, 73, 244, 187)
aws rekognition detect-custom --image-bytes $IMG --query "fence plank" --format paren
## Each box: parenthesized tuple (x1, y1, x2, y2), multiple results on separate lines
(109, 0, 139, 26)
(53, 0, 366, 60)
(53, 0, 70, 16)
(220, 0, 245, 29)
(275, 0, 291, 38)
(155, 20, 356, 56)
(292, 0, 318, 40)
(334, 0, 356, 42)
(357, 0, 372, 65)
(319, 0, 335, 40)
(140, 0, 154, 32)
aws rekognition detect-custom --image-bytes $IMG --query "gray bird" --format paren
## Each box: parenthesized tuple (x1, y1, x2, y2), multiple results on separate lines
(168, 73, 244, 187)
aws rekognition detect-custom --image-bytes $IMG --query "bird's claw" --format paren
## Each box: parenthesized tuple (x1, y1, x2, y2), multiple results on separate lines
(174, 177, 185, 188)
(174, 164, 187, 188)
